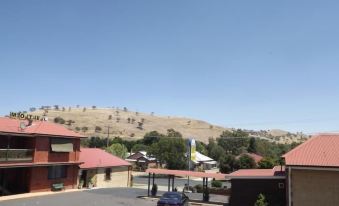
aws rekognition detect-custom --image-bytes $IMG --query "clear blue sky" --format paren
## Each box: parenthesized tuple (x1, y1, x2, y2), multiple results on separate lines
(1, 0, 339, 134)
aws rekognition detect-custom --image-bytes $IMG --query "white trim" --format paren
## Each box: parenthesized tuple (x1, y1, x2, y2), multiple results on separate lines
(228, 176, 285, 180)
(288, 166, 339, 171)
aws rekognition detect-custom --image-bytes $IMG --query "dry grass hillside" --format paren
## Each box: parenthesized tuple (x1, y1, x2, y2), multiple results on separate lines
(31, 107, 228, 143)
(29, 107, 308, 144)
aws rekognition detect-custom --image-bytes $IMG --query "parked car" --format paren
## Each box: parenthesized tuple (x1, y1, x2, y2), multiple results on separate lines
(157, 192, 189, 206)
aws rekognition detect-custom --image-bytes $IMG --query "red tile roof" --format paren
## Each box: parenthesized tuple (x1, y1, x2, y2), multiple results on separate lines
(283, 134, 339, 167)
(227, 166, 285, 178)
(0, 117, 84, 138)
(79, 148, 130, 169)
(236, 153, 263, 163)
(146, 168, 226, 180)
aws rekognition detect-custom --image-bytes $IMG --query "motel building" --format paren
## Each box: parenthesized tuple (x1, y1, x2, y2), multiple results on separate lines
(0, 117, 85, 196)
(78, 148, 132, 188)
(283, 134, 339, 206)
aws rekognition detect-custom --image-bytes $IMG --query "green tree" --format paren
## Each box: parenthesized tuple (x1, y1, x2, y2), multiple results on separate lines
(131, 144, 149, 152)
(258, 157, 275, 169)
(219, 154, 239, 173)
(167, 129, 183, 138)
(209, 145, 225, 162)
(238, 154, 256, 169)
(105, 143, 128, 159)
(148, 137, 187, 169)
(143, 131, 164, 145)
(217, 137, 249, 155)
(220, 129, 249, 138)
(248, 137, 257, 153)
(196, 141, 208, 155)
(95, 126, 102, 133)
(254, 193, 268, 206)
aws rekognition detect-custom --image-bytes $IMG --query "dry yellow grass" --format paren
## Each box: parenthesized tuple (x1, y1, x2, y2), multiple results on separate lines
(32, 107, 229, 143)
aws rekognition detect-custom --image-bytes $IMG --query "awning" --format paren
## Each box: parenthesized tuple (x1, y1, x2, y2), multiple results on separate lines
(51, 138, 74, 152)
(146, 168, 226, 180)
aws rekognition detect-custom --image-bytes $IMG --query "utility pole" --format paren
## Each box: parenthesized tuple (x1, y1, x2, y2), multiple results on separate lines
(105, 126, 112, 147)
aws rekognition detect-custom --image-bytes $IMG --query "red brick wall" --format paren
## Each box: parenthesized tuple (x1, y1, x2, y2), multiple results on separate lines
(34, 137, 81, 163)
(29, 165, 79, 192)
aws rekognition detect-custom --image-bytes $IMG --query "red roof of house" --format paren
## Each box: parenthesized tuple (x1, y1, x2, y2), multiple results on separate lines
(283, 134, 339, 167)
(227, 166, 285, 178)
(79, 148, 130, 169)
(146, 168, 226, 180)
(0, 117, 84, 138)
(236, 153, 263, 163)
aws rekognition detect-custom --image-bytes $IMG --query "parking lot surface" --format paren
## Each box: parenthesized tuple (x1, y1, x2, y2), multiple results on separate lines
(1, 188, 157, 206)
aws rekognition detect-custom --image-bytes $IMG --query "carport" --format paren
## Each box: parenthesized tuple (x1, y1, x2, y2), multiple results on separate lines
(145, 168, 226, 196)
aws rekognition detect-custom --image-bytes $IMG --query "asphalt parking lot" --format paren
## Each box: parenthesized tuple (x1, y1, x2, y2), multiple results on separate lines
(1, 188, 157, 206)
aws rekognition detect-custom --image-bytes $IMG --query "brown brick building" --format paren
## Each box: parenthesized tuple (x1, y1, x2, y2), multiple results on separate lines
(0, 117, 85, 195)
(283, 134, 339, 206)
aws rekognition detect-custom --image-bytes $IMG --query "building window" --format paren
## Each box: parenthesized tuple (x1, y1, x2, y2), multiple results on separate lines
(105, 168, 111, 181)
(48, 166, 67, 179)
(278, 182, 285, 189)
(50, 138, 74, 152)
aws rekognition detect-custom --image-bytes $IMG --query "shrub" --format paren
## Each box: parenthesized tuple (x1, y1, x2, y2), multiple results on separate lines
(211, 180, 222, 188)
(54, 117, 65, 124)
(194, 184, 203, 193)
(95, 126, 102, 133)
(254, 193, 268, 206)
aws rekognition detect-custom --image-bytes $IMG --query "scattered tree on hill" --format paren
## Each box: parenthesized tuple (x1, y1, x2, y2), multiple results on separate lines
(81, 126, 88, 133)
(95, 126, 102, 133)
(66, 120, 75, 126)
(131, 118, 136, 124)
(135, 112, 139, 116)
(76, 105, 80, 108)
(187, 120, 191, 126)
(75, 127, 81, 132)
(83, 107, 86, 112)
(127, 118, 131, 123)
(68, 107, 71, 112)
(220, 129, 249, 138)
(115, 111, 119, 116)
(29, 107, 36, 112)
(151, 112, 154, 116)
(108, 115, 112, 120)
(123, 107, 128, 112)
(54, 105, 59, 110)
(209, 125, 213, 129)
(141, 118, 145, 123)
(92, 106, 96, 109)
(137, 122, 143, 130)
(62, 107, 65, 112)
(105, 143, 128, 159)
(116, 117, 120, 123)
(54, 117, 65, 124)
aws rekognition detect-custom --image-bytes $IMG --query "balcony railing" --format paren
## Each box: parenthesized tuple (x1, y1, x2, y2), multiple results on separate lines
(0, 149, 34, 162)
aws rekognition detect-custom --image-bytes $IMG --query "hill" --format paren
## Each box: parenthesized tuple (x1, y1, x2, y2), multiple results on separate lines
(27, 106, 308, 143)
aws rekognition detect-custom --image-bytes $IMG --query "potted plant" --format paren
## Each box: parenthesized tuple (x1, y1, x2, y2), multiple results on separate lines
(151, 184, 158, 196)
(203, 187, 210, 202)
